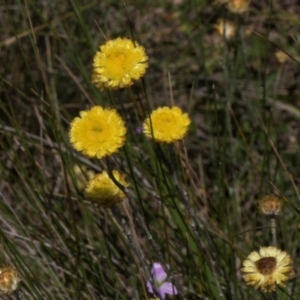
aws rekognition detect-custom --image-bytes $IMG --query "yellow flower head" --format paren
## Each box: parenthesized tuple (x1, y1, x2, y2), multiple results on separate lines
(241, 247, 293, 292)
(227, 0, 250, 13)
(143, 106, 191, 143)
(69, 106, 126, 159)
(0, 266, 21, 295)
(214, 19, 236, 40)
(85, 170, 129, 208)
(92, 37, 148, 90)
(259, 195, 282, 216)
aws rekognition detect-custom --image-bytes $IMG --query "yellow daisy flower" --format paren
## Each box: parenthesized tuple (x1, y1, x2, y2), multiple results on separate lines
(0, 266, 21, 295)
(143, 106, 191, 143)
(241, 247, 293, 292)
(69, 106, 126, 159)
(92, 37, 148, 90)
(85, 170, 129, 208)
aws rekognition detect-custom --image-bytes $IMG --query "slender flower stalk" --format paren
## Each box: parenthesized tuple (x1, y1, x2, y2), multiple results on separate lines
(155, 144, 224, 298)
(171, 168, 224, 297)
(110, 206, 154, 291)
(259, 195, 283, 246)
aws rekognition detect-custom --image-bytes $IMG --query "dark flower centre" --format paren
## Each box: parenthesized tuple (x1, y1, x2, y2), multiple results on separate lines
(255, 257, 277, 275)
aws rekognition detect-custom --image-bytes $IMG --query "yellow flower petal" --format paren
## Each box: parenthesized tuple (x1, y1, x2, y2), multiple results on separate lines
(241, 265, 256, 272)
(247, 251, 261, 261)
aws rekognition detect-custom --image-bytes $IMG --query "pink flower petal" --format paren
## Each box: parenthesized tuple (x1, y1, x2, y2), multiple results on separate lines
(146, 281, 154, 294)
(151, 262, 168, 281)
(159, 282, 178, 296)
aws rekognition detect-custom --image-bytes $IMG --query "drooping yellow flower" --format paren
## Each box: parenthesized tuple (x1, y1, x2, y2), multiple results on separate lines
(69, 106, 126, 159)
(85, 170, 129, 208)
(0, 266, 21, 295)
(227, 0, 250, 13)
(259, 195, 282, 216)
(143, 106, 191, 143)
(92, 37, 148, 90)
(241, 247, 293, 292)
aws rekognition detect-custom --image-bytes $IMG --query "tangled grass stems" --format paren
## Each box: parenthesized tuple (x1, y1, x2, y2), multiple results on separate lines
(146, 140, 225, 296)
(105, 165, 181, 296)
(110, 206, 158, 298)
(3, 0, 300, 298)
(158, 144, 225, 298)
